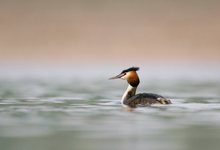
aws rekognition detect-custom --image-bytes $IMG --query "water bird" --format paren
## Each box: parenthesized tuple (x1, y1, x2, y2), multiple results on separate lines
(109, 67, 171, 108)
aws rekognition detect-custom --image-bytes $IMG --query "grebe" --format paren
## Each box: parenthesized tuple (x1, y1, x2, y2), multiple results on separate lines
(109, 67, 171, 108)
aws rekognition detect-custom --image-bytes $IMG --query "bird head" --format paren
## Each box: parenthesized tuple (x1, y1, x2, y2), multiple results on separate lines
(109, 67, 140, 87)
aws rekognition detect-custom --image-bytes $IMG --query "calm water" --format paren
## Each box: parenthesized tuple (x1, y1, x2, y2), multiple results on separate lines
(0, 68, 220, 150)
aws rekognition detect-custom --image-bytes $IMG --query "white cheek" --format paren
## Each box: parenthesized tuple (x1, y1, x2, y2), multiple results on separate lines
(121, 74, 128, 80)
(121, 76, 126, 80)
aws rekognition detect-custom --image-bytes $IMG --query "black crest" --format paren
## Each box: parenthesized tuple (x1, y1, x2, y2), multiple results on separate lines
(121, 67, 139, 74)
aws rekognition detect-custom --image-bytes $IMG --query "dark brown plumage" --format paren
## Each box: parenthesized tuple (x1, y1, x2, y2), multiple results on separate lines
(123, 93, 171, 108)
(121, 67, 139, 74)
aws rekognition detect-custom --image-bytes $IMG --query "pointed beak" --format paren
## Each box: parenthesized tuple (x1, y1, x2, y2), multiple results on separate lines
(109, 73, 124, 80)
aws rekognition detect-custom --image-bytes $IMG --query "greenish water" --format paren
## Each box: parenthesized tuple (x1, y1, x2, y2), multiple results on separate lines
(0, 70, 220, 150)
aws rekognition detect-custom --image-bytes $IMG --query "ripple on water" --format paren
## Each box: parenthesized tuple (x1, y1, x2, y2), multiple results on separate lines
(0, 77, 220, 150)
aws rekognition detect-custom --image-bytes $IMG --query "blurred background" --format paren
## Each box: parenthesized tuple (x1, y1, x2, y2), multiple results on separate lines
(1, 0, 220, 71)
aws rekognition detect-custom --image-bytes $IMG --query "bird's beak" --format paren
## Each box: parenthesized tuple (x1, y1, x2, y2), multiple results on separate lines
(109, 73, 124, 80)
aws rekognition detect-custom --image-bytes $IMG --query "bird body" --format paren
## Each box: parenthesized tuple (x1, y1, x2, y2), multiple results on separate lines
(110, 67, 171, 108)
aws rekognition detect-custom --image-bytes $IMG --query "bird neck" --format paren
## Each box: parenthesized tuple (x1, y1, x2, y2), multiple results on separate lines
(121, 84, 137, 105)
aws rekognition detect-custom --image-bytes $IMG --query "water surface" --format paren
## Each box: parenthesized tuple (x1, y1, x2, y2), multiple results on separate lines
(0, 69, 220, 150)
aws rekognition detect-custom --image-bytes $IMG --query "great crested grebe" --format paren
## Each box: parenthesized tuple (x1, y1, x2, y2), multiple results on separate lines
(109, 67, 171, 108)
